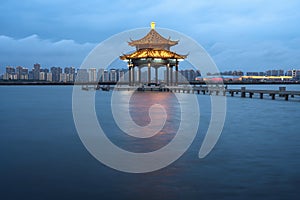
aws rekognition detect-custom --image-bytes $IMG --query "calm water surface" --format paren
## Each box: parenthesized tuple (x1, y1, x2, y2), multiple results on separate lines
(0, 86, 299, 200)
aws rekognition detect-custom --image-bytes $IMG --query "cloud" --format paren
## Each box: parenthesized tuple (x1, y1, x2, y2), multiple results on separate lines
(209, 38, 300, 71)
(1, 0, 300, 72)
(0, 34, 96, 72)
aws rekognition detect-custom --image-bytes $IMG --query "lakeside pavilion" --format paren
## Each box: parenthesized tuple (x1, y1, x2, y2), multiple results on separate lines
(120, 22, 187, 86)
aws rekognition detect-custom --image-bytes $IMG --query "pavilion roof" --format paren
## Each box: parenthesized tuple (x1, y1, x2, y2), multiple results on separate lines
(120, 48, 187, 60)
(128, 29, 178, 47)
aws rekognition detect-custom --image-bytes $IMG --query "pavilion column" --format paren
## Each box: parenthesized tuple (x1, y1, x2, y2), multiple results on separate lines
(132, 66, 135, 86)
(138, 67, 141, 84)
(170, 66, 173, 86)
(128, 66, 132, 86)
(148, 62, 151, 84)
(166, 64, 169, 86)
(175, 61, 178, 85)
(155, 67, 158, 84)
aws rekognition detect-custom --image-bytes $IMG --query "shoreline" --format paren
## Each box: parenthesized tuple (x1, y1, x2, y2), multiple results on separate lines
(0, 81, 300, 86)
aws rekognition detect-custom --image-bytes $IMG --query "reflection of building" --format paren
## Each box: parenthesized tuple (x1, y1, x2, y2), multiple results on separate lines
(120, 22, 187, 86)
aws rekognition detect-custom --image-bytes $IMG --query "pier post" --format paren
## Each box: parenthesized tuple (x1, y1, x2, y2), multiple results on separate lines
(260, 93, 263, 99)
(249, 92, 253, 98)
(279, 87, 286, 97)
(271, 93, 275, 100)
(241, 87, 246, 98)
(285, 94, 289, 101)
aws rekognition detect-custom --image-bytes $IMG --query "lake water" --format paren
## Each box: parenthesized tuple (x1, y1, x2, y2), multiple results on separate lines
(0, 86, 299, 200)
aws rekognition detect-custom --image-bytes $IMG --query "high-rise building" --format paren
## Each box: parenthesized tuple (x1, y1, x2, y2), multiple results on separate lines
(39, 72, 46, 81)
(118, 69, 126, 82)
(59, 73, 67, 82)
(103, 70, 109, 82)
(63, 67, 76, 82)
(64, 67, 70, 74)
(3, 66, 16, 80)
(33, 63, 41, 80)
(109, 69, 117, 82)
(246, 72, 259, 76)
(232, 70, 244, 76)
(76, 69, 89, 82)
(46, 72, 52, 82)
(266, 69, 284, 76)
(286, 69, 300, 79)
(179, 69, 197, 82)
(97, 68, 104, 82)
(28, 71, 34, 80)
(14, 66, 29, 80)
(6, 66, 15, 74)
(21, 68, 29, 80)
(16, 66, 23, 80)
(89, 68, 97, 82)
(51, 67, 62, 82)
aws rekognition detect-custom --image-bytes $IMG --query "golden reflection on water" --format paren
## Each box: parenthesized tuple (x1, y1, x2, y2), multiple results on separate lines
(129, 91, 179, 128)
(120, 91, 181, 152)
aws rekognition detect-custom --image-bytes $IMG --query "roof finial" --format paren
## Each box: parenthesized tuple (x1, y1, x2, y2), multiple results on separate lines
(151, 22, 156, 29)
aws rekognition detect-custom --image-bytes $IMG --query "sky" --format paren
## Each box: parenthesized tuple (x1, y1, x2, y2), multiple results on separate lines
(0, 0, 300, 73)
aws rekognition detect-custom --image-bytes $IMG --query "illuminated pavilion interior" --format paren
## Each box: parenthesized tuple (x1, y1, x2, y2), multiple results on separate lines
(120, 22, 187, 86)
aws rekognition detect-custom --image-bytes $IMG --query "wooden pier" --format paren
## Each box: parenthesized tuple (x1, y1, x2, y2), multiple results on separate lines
(84, 84, 300, 101)
(226, 87, 300, 101)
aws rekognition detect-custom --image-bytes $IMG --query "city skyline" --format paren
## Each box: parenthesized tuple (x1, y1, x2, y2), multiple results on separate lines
(2, 63, 300, 83)
(0, 1, 300, 73)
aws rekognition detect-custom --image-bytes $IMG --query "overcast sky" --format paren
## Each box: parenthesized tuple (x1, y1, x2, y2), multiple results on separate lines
(0, 0, 300, 73)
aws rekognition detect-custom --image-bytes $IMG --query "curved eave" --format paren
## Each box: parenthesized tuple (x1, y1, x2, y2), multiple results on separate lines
(120, 48, 187, 60)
